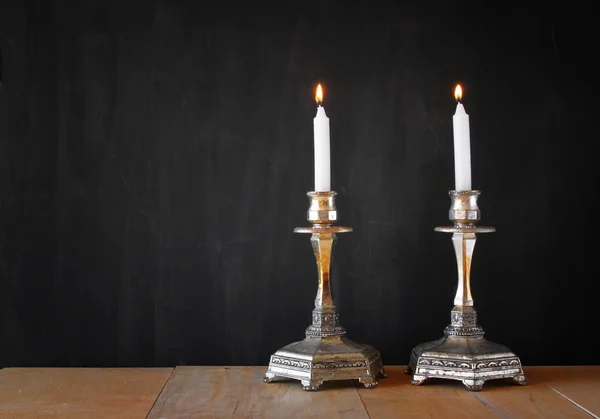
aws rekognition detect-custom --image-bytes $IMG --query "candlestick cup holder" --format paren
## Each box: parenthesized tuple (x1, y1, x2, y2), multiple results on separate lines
(406, 190, 527, 391)
(264, 191, 385, 391)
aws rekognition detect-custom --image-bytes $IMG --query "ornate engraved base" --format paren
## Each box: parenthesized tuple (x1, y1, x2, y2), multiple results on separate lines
(264, 335, 385, 391)
(406, 307, 527, 391)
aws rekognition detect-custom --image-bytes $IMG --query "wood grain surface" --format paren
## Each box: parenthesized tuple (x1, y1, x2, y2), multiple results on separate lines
(148, 366, 369, 419)
(0, 366, 598, 418)
(0, 368, 173, 419)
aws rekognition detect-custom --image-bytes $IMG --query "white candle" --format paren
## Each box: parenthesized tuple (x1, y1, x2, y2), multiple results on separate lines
(452, 84, 472, 190)
(313, 84, 330, 191)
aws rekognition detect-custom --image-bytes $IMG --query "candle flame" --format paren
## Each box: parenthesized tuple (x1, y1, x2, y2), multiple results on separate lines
(454, 84, 463, 102)
(316, 84, 323, 105)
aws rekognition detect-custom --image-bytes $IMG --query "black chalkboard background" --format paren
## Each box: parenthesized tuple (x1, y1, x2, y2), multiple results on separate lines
(0, 1, 598, 368)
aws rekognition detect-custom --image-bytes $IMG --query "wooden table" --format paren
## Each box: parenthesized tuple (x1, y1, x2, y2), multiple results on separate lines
(0, 366, 598, 418)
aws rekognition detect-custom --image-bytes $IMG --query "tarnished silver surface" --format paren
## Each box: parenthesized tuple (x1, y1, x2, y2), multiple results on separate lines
(407, 190, 527, 391)
(265, 191, 385, 391)
(448, 189, 481, 226)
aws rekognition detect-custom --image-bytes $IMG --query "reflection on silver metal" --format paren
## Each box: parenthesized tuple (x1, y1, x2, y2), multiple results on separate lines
(264, 191, 386, 391)
(406, 190, 527, 391)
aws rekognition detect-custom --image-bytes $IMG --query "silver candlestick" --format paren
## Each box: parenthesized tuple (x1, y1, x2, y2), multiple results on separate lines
(406, 190, 527, 391)
(264, 191, 386, 391)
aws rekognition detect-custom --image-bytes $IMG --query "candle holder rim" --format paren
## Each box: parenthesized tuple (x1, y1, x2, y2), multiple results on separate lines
(449, 190, 481, 195)
(294, 226, 353, 234)
(307, 190, 338, 197)
(434, 226, 495, 233)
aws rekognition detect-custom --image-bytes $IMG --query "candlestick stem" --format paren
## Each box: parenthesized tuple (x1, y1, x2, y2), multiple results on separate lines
(453, 232, 475, 307)
(312, 233, 335, 310)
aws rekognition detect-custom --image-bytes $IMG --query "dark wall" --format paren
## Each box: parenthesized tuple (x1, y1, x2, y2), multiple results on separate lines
(0, 0, 58, 366)
(1, 1, 598, 367)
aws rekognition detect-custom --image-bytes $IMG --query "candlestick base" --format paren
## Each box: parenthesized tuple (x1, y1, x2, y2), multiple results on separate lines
(405, 322, 527, 391)
(264, 335, 385, 391)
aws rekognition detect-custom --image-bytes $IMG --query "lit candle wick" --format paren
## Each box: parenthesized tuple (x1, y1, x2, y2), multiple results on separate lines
(454, 84, 463, 103)
(316, 84, 323, 107)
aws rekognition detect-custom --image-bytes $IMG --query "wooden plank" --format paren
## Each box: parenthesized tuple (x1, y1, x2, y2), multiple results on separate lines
(147, 366, 369, 418)
(0, 367, 172, 419)
(529, 366, 600, 417)
(461, 367, 591, 419)
(0, 366, 596, 418)
(357, 366, 501, 418)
